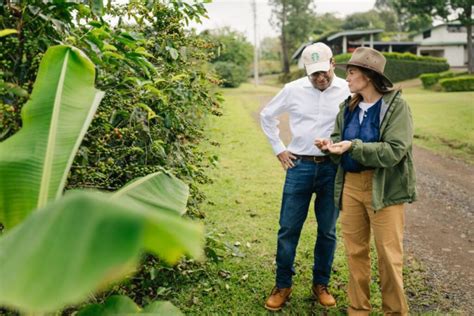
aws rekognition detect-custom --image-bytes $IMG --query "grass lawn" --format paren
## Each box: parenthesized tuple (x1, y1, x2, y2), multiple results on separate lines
(402, 87, 474, 163)
(162, 83, 448, 314)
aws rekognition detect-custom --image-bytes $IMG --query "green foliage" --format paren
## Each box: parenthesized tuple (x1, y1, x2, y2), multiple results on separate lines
(376, 0, 432, 33)
(0, 1, 222, 220)
(260, 36, 281, 60)
(0, 45, 203, 314)
(269, 0, 318, 73)
(280, 53, 450, 84)
(77, 295, 182, 316)
(334, 52, 450, 83)
(342, 9, 385, 30)
(439, 76, 474, 92)
(0, 45, 104, 228)
(419, 70, 462, 89)
(278, 68, 305, 83)
(259, 59, 283, 76)
(202, 27, 253, 88)
(213, 61, 248, 88)
(393, 0, 473, 73)
(312, 13, 343, 36)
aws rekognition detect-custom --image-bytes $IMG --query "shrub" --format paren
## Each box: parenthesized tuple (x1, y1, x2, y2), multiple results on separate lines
(334, 52, 449, 83)
(280, 52, 449, 84)
(258, 59, 282, 76)
(420, 71, 468, 89)
(278, 68, 305, 83)
(203, 27, 253, 88)
(213, 61, 248, 87)
(439, 76, 474, 92)
(1, 1, 222, 219)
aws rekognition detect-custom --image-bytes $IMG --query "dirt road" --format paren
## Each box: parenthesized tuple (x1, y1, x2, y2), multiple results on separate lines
(405, 146, 473, 313)
(255, 94, 473, 313)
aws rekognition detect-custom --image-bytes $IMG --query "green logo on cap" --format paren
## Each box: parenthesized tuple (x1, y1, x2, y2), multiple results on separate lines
(311, 52, 320, 62)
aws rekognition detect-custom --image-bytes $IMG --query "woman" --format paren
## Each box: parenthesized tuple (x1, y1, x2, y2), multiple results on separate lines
(315, 47, 416, 315)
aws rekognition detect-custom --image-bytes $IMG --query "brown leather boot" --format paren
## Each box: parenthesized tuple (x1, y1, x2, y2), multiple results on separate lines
(312, 284, 336, 307)
(264, 287, 292, 311)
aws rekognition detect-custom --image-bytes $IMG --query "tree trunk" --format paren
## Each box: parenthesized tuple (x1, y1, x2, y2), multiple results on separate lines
(281, 28, 290, 74)
(280, 1, 290, 74)
(468, 24, 473, 74)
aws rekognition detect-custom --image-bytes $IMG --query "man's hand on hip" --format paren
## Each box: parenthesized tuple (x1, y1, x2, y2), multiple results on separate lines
(277, 151, 297, 170)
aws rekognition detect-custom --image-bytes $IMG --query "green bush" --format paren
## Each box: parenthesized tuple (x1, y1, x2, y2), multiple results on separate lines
(258, 59, 282, 76)
(278, 68, 305, 83)
(203, 27, 253, 88)
(334, 52, 449, 83)
(439, 76, 474, 92)
(0, 1, 221, 313)
(1, 1, 222, 219)
(213, 61, 248, 87)
(280, 52, 449, 84)
(420, 71, 468, 89)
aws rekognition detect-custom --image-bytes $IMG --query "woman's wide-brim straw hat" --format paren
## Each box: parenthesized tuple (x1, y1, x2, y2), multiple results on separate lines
(338, 47, 393, 88)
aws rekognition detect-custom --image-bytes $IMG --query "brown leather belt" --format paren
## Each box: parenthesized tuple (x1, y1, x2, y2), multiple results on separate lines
(294, 154, 329, 163)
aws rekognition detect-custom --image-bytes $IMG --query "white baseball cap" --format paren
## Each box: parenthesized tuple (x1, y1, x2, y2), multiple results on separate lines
(302, 42, 333, 75)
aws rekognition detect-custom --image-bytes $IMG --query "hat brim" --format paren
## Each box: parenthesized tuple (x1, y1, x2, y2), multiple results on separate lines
(337, 62, 393, 88)
(305, 60, 331, 76)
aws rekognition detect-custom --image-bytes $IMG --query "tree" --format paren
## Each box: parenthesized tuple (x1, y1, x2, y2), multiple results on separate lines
(342, 10, 385, 30)
(394, 0, 473, 73)
(375, 0, 433, 33)
(312, 13, 343, 36)
(260, 36, 281, 60)
(269, 0, 317, 74)
(202, 27, 254, 87)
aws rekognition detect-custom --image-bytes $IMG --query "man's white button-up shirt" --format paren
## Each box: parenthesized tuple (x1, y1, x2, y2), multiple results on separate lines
(260, 75, 350, 156)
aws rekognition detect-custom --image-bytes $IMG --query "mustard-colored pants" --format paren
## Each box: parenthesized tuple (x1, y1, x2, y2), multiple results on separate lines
(340, 170, 408, 316)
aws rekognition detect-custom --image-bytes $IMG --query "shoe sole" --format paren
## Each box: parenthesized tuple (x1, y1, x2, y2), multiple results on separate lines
(264, 295, 291, 311)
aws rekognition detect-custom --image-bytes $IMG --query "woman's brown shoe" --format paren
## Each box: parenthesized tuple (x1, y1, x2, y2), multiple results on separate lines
(312, 284, 336, 307)
(264, 287, 292, 311)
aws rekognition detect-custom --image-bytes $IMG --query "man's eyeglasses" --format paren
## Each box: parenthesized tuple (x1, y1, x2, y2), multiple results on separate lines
(309, 71, 330, 79)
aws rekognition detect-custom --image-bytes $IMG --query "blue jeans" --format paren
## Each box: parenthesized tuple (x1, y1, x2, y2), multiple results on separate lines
(275, 158, 339, 288)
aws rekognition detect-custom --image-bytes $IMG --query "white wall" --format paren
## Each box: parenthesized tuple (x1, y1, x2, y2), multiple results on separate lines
(414, 25, 467, 44)
(418, 45, 466, 67)
(414, 24, 468, 67)
(444, 46, 467, 66)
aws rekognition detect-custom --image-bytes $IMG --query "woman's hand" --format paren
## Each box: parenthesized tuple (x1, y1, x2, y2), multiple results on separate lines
(327, 140, 352, 155)
(314, 138, 333, 151)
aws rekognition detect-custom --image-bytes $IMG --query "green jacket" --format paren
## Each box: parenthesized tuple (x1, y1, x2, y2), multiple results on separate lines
(330, 90, 417, 211)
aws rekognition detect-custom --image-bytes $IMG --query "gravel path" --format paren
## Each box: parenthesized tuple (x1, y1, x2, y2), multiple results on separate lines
(405, 146, 473, 313)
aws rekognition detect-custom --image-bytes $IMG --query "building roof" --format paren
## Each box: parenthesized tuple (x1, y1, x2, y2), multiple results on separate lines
(355, 41, 418, 46)
(291, 41, 312, 60)
(292, 29, 385, 60)
(327, 29, 384, 41)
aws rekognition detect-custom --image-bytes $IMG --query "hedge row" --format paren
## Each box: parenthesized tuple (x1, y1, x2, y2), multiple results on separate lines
(335, 52, 447, 64)
(439, 76, 474, 92)
(281, 52, 450, 84)
(334, 52, 449, 83)
(420, 70, 468, 89)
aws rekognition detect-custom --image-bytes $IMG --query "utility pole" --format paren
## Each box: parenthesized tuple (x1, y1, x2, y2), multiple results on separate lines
(252, 0, 259, 86)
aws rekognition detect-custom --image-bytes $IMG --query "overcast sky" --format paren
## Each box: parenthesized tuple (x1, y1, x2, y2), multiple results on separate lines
(189, 0, 377, 42)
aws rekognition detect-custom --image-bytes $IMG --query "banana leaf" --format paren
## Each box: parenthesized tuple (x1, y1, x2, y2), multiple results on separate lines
(0, 45, 204, 314)
(0, 174, 203, 313)
(0, 45, 104, 228)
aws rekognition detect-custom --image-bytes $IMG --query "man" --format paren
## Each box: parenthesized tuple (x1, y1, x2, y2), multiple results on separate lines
(260, 42, 350, 311)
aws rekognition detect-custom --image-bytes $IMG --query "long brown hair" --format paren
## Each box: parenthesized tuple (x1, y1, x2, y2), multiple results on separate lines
(347, 65, 393, 111)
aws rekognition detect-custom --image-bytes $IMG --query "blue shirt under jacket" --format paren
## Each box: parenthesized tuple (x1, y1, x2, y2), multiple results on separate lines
(342, 98, 382, 172)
